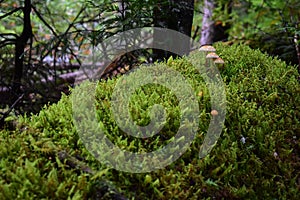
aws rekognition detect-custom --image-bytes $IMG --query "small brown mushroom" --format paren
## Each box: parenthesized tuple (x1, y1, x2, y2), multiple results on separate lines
(119, 67, 126, 74)
(214, 57, 225, 64)
(124, 65, 130, 71)
(214, 57, 225, 69)
(206, 52, 219, 59)
(211, 110, 218, 116)
(199, 45, 216, 52)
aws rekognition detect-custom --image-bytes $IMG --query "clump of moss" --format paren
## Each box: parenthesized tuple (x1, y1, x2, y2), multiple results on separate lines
(0, 43, 299, 199)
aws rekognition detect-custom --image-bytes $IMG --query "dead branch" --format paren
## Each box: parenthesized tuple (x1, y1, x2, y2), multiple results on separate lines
(0, 7, 22, 20)
(0, 93, 24, 129)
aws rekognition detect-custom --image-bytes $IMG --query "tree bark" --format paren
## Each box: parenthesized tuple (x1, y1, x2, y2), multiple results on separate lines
(200, 0, 215, 46)
(153, 0, 194, 61)
(294, 20, 300, 78)
(12, 0, 32, 96)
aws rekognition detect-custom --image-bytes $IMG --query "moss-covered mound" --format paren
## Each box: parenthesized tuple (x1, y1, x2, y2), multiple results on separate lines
(0, 43, 299, 199)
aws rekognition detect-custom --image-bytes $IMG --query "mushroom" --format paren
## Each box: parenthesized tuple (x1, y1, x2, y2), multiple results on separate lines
(199, 46, 225, 70)
(211, 109, 218, 116)
(124, 65, 130, 71)
(199, 45, 216, 52)
(214, 57, 225, 69)
(120, 67, 126, 74)
(206, 52, 219, 59)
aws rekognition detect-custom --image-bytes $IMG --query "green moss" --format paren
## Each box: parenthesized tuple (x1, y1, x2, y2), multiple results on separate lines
(1, 43, 299, 199)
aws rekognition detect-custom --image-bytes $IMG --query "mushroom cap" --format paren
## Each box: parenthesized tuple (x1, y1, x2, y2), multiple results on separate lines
(206, 52, 219, 59)
(214, 57, 225, 64)
(211, 109, 219, 116)
(199, 45, 216, 52)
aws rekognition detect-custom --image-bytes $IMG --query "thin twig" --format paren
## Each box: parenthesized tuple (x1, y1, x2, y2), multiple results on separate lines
(0, 33, 18, 39)
(0, 39, 16, 48)
(31, 5, 58, 37)
(57, 150, 95, 174)
(0, 93, 24, 128)
(0, 7, 22, 20)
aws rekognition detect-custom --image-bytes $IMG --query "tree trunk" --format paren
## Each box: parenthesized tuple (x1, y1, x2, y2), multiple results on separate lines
(177, 0, 194, 54)
(200, 0, 232, 46)
(294, 20, 300, 78)
(12, 0, 32, 97)
(153, 0, 194, 61)
(200, 0, 215, 46)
